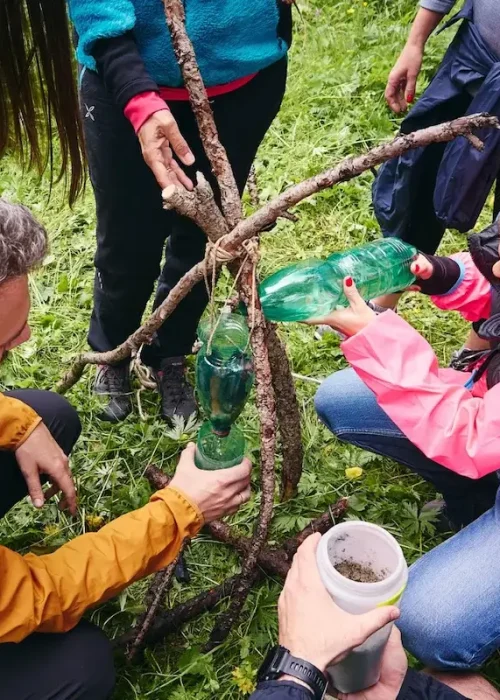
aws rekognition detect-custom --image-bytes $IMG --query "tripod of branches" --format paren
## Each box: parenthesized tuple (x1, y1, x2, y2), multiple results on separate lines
(54, 0, 499, 660)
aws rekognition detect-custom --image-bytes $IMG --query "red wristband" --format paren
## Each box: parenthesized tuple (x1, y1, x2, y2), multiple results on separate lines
(124, 91, 170, 133)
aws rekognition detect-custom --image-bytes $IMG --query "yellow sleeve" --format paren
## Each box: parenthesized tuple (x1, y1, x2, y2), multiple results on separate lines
(0, 486, 203, 642)
(0, 392, 42, 450)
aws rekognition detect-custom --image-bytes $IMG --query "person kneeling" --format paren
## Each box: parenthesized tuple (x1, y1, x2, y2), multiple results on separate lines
(0, 198, 252, 699)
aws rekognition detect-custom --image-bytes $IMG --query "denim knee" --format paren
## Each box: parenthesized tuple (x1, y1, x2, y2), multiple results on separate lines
(399, 587, 479, 671)
(314, 370, 355, 435)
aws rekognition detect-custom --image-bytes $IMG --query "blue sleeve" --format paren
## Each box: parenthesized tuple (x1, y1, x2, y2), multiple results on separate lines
(67, 0, 137, 68)
(250, 681, 313, 700)
(419, 0, 457, 13)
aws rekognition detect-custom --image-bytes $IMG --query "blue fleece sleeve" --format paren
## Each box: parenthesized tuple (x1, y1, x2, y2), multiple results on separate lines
(67, 0, 137, 69)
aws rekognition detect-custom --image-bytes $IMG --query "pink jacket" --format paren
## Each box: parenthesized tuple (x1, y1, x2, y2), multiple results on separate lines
(342, 253, 498, 479)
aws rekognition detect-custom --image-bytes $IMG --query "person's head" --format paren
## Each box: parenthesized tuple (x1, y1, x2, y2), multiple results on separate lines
(0, 199, 47, 361)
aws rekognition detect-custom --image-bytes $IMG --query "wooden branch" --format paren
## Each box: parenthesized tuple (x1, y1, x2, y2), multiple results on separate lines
(222, 113, 500, 251)
(162, 172, 229, 239)
(56, 114, 499, 394)
(145, 465, 350, 580)
(120, 468, 349, 651)
(206, 272, 277, 648)
(125, 545, 186, 662)
(55, 259, 207, 393)
(265, 323, 304, 501)
(162, 0, 242, 229)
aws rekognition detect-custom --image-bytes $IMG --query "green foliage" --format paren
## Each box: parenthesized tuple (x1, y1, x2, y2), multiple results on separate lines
(1, 0, 499, 695)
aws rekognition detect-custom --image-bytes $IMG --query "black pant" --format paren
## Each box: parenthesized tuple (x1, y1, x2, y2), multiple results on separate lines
(80, 59, 288, 367)
(0, 391, 114, 699)
(0, 621, 115, 700)
(0, 390, 81, 517)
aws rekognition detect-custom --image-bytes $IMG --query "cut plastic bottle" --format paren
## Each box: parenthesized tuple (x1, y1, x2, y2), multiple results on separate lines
(195, 313, 254, 470)
(259, 238, 417, 323)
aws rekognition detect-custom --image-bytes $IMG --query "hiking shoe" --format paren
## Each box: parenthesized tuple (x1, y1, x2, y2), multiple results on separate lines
(154, 356, 197, 422)
(94, 364, 133, 423)
(449, 346, 490, 372)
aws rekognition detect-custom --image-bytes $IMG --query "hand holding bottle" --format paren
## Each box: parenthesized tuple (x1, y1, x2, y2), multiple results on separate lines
(338, 628, 407, 700)
(305, 277, 376, 337)
(170, 443, 252, 522)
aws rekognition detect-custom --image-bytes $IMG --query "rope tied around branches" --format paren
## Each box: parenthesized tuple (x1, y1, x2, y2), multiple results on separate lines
(203, 238, 260, 352)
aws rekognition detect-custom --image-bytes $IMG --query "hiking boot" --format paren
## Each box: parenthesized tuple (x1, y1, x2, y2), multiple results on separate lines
(449, 346, 490, 372)
(154, 356, 197, 422)
(94, 364, 132, 423)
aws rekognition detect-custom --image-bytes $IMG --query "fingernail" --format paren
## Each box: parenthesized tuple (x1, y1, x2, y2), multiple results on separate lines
(415, 264, 420, 273)
(185, 153, 195, 166)
(33, 499, 44, 508)
(407, 94, 414, 103)
(345, 277, 353, 287)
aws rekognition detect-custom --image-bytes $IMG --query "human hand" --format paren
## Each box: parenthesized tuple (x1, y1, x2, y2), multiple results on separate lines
(278, 534, 400, 673)
(385, 43, 423, 113)
(410, 254, 433, 283)
(338, 627, 408, 700)
(138, 109, 195, 190)
(169, 443, 252, 522)
(305, 277, 376, 337)
(15, 422, 77, 514)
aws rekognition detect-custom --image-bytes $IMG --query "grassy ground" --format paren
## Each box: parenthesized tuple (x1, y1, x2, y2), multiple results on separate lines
(1, 0, 498, 697)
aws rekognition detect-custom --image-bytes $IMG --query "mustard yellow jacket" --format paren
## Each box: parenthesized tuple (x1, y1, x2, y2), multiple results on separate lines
(0, 392, 203, 643)
(0, 392, 41, 450)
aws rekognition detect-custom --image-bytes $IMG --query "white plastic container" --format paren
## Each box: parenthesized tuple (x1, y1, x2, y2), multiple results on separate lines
(316, 521, 408, 694)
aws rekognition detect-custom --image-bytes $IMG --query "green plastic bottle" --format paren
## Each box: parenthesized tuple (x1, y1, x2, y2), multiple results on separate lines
(195, 313, 254, 470)
(259, 238, 417, 323)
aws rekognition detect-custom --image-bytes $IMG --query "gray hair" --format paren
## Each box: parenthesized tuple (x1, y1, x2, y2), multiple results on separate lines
(0, 198, 48, 285)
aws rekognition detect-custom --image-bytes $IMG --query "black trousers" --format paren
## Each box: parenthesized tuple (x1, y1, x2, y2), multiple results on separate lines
(0, 390, 81, 517)
(0, 391, 115, 699)
(80, 58, 288, 367)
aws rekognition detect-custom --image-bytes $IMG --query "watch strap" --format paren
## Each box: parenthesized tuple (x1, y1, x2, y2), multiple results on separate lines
(258, 646, 327, 700)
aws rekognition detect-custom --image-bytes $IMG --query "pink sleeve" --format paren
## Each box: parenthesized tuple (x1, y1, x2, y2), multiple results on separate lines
(124, 91, 170, 133)
(430, 252, 492, 321)
(342, 311, 500, 479)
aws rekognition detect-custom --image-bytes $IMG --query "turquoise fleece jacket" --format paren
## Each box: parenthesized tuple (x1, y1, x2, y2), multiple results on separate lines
(68, 0, 289, 87)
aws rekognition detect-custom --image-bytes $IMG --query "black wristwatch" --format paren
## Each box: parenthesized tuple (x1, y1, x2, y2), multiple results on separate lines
(257, 645, 328, 700)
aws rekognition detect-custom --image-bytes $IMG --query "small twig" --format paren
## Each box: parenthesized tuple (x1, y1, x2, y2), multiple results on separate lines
(126, 543, 187, 661)
(464, 133, 485, 151)
(291, 372, 323, 385)
(247, 165, 260, 208)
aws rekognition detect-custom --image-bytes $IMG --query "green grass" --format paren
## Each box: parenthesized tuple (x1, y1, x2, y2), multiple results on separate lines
(1, 0, 498, 697)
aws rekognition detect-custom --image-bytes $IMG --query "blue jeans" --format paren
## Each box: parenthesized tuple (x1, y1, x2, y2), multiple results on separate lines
(315, 368, 500, 669)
